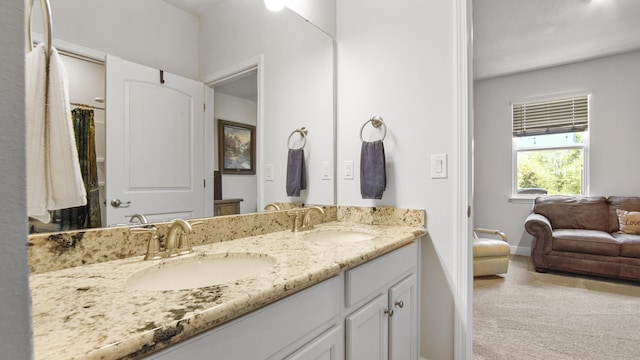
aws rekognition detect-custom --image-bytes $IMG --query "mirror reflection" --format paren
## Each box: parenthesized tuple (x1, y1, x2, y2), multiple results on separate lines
(28, 0, 335, 234)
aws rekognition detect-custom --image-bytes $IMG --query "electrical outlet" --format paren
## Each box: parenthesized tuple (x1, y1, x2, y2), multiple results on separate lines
(344, 160, 354, 180)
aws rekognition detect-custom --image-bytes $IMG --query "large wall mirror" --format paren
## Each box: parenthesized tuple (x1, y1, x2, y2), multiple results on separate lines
(28, 0, 335, 233)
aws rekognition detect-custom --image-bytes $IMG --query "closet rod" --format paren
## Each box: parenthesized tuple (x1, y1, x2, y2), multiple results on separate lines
(70, 102, 105, 111)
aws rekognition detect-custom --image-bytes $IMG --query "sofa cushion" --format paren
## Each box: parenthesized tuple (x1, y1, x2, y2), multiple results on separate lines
(606, 196, 640, 233)
(552, 229, 620, 256)
(473, 238, 510, 258)
(614, 233, 640, 259)
(534, 196, 609, 232)
(616, 209, 640, 235)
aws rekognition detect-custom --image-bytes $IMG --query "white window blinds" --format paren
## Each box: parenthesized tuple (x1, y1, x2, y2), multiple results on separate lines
(512, 95, 589, 137)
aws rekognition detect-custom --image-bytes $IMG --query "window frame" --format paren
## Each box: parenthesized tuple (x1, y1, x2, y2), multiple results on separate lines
(510, 93, 591, 200)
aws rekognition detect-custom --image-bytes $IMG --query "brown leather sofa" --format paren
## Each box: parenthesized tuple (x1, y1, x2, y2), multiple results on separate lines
(524, 196, 640, 281)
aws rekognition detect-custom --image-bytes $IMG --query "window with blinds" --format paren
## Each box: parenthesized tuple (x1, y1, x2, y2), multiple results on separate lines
(511, 94, 589, 197)
(512, 95, 589, 137)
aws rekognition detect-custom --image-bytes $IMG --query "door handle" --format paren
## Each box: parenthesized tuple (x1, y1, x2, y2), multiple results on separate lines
(110, 198, 131, 208)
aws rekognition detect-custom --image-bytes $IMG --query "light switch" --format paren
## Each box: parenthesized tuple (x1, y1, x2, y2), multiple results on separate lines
(322, 161, 331, 180)
(344, 160, 354, 180)
(431, 154, 448, 179)
(265, 164, 274, 181)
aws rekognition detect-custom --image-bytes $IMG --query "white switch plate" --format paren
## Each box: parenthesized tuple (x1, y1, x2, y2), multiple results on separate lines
(265, 164, 274, 181)
(344, 160, 354, 180)
(321, 161, 331, 180)
(431, 154, 448, 179)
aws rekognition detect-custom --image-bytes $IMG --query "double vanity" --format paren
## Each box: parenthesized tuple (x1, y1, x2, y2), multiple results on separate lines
(28, 206, 426, 359)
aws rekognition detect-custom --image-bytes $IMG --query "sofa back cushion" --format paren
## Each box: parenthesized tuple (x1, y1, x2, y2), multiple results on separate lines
(533, 196, 609, 231)
(608, 196, 640, 233)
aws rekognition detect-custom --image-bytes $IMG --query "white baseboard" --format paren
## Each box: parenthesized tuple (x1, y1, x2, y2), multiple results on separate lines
(510, 246, 531, 257)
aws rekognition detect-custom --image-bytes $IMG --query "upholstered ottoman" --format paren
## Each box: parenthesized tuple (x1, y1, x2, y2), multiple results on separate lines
(473, 228, 510, 277)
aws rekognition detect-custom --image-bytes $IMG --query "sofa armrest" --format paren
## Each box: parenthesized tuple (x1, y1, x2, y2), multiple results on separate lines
(524, 213, 553, 271)
(474, 228, 507, 242)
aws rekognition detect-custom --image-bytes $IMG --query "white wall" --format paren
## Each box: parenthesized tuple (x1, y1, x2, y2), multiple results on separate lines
(31, 0, 198, 79)
(214, 92, 258, 214)
(199, 0, 334, 208)
(287, 0, 336, 38)
(337, 1, 459, 358)
(474, 50, 640, 254)
(0, 1, 32, 358)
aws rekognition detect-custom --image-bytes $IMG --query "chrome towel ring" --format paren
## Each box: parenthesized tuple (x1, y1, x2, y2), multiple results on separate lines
(360, 115, 387, 142)
(288, 127, 308, 150)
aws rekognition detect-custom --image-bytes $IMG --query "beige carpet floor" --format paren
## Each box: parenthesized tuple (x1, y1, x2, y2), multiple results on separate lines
(473, 256, 640, 360)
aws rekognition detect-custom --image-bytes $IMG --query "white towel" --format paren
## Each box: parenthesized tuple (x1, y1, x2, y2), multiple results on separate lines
(26, 44, 86, 223)
(26, 43, 50, 222)
(46, 46, 87, 211)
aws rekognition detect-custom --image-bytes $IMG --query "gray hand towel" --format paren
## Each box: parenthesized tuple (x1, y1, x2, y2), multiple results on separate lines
(360, 140, 386, 199)
(286, 149, 307, 197)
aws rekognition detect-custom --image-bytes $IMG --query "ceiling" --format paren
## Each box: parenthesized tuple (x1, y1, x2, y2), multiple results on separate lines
(163, 0, 640, 80)
(214, 72, 258, 102)
(473, 0, 640, 79)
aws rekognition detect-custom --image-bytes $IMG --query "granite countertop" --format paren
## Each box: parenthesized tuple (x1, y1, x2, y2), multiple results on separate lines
(30, 221, 425, 360)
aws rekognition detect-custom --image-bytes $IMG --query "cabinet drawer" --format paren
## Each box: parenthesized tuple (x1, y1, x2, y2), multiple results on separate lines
(149, 276, 342, 359)
(345, 242, 417, 308)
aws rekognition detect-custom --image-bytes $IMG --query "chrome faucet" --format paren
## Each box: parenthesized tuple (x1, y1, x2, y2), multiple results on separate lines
(287, 206, 324, 232)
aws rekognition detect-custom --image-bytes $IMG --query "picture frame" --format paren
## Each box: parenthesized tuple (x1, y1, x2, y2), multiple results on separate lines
(218, 119, 256, 175)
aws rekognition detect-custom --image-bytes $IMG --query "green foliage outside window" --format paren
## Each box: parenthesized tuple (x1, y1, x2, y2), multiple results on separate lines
(517, 148, 583, 195)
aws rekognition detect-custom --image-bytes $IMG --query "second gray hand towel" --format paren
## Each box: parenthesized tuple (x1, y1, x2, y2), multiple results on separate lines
(360, 140, 386, 199)
(286, 148, 307, 197)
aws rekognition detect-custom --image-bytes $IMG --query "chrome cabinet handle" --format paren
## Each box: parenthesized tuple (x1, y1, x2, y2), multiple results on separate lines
(384, 309, 394, 317)
(395, 300, 404, 308)
(110, 198, 131, 208)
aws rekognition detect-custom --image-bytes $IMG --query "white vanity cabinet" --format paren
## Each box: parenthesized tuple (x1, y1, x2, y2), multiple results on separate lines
(146, 241, 419, 360)
(147, 275, 344, 360)
(344, 242, 419, 360)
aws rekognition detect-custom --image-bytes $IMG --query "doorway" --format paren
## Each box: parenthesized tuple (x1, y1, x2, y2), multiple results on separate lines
(209, 66, 260, 214)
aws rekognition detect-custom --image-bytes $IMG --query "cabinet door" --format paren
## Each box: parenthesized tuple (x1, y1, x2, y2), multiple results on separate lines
(346, 293, 389, 360)
(286, 325, 344, 360)
(388, 274, 418, 360)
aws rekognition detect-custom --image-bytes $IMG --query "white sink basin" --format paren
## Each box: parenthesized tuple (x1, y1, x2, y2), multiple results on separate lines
(304, 229, 376, 243)
(126, 253, 275, 291)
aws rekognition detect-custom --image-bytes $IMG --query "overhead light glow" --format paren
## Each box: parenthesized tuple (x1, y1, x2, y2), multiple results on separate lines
(264, 0, 285, 12)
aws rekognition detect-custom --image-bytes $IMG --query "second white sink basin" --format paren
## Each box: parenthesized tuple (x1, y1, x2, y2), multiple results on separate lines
(304, 229, 377, 243)
(127, 252, 275, 291)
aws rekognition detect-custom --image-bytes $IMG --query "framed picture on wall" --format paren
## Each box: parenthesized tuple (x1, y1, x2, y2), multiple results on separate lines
(218, 119, 256, 175)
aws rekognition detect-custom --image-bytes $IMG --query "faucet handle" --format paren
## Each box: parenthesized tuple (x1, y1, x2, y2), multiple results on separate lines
(130, 226, 163, 260)
(189, 220, 204, 228)
(287, 209, 305, 232)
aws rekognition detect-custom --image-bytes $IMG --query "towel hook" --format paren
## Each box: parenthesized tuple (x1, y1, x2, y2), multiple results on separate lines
(360, 115, 387, 142)
(25, 0, 53, 56)
(287, 127, 307, 150)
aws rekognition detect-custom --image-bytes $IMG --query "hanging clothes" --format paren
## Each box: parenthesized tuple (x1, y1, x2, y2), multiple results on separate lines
(52, 108, 102, 230)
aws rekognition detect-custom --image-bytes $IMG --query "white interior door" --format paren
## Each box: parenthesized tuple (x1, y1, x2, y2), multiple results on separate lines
(105, 56, 205, 226)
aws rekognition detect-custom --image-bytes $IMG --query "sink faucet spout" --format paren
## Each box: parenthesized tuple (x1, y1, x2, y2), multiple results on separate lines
(302, 206, 325, 230)
(166, 219, 193, 256)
